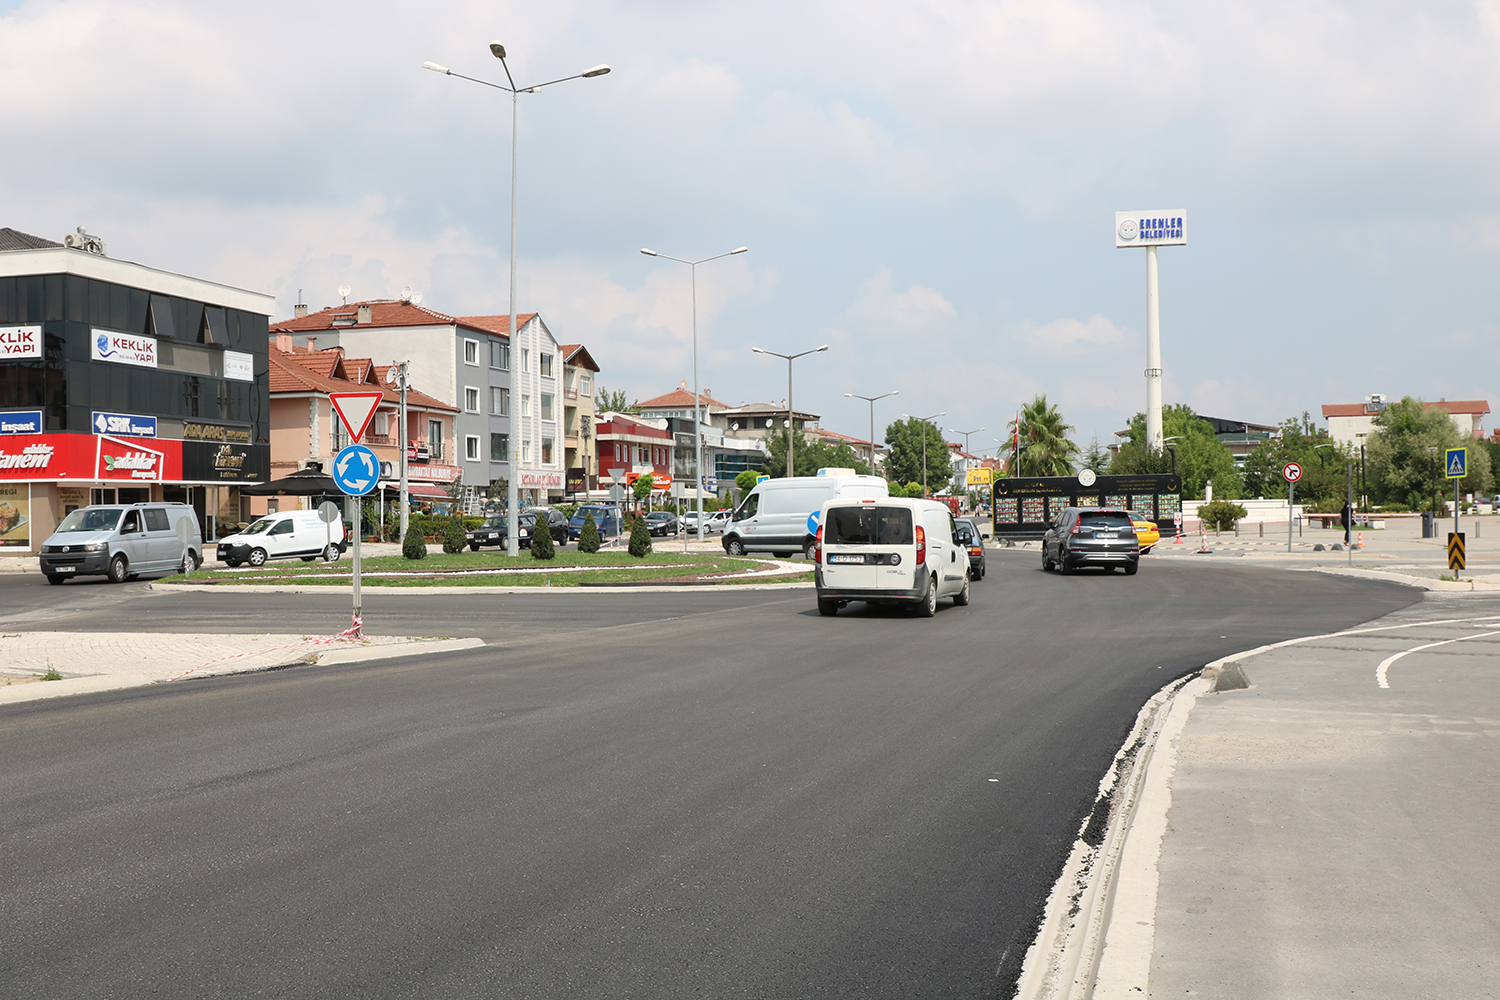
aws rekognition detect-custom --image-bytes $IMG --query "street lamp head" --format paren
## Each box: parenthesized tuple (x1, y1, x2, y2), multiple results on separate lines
(815, 345, 829, 352)
(489, 41, 507, 60)
(639, 248, 658, 256)
(581, 64, 611, 78)
(751, 347, 767, 355)
(730, 246, 749, 254)
(423, 61, 451, 75)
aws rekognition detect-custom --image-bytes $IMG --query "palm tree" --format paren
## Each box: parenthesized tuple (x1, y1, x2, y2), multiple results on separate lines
(1009, 395, 1079, 477)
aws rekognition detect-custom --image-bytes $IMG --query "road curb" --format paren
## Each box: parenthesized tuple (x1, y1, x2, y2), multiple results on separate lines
(149, 581, 813, 595)
(1310, 566, 1500, 592)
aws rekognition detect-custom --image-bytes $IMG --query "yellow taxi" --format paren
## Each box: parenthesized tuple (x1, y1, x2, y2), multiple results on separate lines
(1133, 518, 1160, 553)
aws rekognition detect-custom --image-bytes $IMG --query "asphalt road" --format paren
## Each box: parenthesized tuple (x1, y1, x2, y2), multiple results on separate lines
(0, 553, 1418, 998)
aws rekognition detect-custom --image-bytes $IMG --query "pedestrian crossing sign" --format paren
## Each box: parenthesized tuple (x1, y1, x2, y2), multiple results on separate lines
(1445, 447, 1467, 479)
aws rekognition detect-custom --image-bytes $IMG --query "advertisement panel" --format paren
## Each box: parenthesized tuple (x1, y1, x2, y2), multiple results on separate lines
(0, 434, 184, 482)
(0, 411, 44, 435)
(90, 328, 158, 368)
(0, 482, 29, 547)
(182, 441, 270, 483)
(92, 412, 158, 437)
(0, 325, 43, 360)
(517, 469, 564, 489)
(966, 467, 993, 486)
(224, 351, 255, 382)
(1115, 210, 1187, 248)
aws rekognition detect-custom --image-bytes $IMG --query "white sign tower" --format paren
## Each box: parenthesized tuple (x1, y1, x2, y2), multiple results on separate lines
(1116, 211, 1187, 453)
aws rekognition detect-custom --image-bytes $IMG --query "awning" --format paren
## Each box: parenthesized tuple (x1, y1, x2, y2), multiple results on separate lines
(380, 481, 450, 500)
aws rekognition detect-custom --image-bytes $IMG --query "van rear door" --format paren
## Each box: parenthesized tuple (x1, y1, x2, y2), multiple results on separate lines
(822, 502, 915, 591)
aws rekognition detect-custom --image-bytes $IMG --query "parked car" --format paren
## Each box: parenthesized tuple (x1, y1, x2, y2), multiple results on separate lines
(40, 503, 205, 584)
(217, 510, 345, 569)
(517, 508, 570, 548)
(569, 504, 623, 540)
(814, 497, 970, 616)
(644, 511, 679, 537)
(1042, 507, 1140, 575)
(466, 515, 509, 550)
(1132, 518, 1160, 553)
(722, 472, 888, 557)
(685, 508, 733, 535)
(955, 517, 986, 579)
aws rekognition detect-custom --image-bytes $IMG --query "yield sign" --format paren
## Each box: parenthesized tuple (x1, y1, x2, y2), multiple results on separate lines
(329, 392, 384, 444)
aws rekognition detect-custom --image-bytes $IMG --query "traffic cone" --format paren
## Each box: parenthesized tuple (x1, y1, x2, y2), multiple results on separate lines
(1356, 531, 1364, 549)
(1197, 524, 1211, 553)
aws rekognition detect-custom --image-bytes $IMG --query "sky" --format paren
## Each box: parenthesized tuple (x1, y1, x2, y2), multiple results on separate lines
(3, 0, 1498, 454)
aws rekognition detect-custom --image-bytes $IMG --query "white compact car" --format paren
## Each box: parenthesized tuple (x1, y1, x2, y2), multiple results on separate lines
(217, 510, 346, 567)
(813, 497, 970, 617)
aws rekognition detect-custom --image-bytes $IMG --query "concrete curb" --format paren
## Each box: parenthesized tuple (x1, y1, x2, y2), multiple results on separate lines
(150, 581, 813, 595)
(1310, 565, 1500, 592)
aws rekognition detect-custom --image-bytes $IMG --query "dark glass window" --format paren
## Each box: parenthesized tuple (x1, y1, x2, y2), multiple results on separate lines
(826, 506, 913, 546)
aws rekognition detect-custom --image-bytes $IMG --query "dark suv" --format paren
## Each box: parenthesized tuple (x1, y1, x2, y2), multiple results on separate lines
(1042, 507, 1140, 575)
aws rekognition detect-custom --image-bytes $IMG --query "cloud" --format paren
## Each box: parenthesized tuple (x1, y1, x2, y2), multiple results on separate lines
(1015, 314, 1134, 353)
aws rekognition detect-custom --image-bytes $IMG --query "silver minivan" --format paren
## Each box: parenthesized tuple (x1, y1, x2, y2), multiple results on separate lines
(40, 503, 204, 584)
(814, 497, 971, 616)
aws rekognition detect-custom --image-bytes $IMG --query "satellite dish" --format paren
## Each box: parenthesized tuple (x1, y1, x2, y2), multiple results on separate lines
(410, 291, 423, 305)
(784, 419, 792, 428)
(400, 286, 412, 303)
(730, 422, 738, 430)
(338, 284, 351, 303)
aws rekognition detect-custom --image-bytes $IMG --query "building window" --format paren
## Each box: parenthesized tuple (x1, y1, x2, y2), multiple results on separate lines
(541, 393, 554, 421)
(490, 386, 509, 415)
(490, 341, 509, 370)
(542, 437, 554, 464)
(332, 419, 350, 452)
(522, 439, 532, 463)
(464, 340, 480, 366)
(539, 353, 553, 377)
(521, 348, 530, 372)
(428, 419, 443, 460)
(522, 395, 531, 417)
(490, 433, 509, 462)
(464, 387, 480, 412)
(465, 435, 480, 461)
(581, 374, 592, 396)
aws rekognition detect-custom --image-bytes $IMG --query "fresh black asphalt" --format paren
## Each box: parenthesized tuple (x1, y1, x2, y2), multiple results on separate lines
(0, 553, 1418, 998)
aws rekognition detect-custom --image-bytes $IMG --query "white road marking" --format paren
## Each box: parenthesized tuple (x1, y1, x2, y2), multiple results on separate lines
(1376, 629, 1500, 689)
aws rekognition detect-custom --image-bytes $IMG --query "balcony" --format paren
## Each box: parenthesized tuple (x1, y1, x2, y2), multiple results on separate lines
(363, 433, 395, 446)
(564, 387, 579, 400)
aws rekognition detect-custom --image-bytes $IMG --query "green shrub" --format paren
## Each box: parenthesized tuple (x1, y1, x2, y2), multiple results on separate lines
(1198, 500, 1249, 530)
(553, 503, 578, 519)
(530, 517, 556, 559)
(627, 510, 652, 557)
(578, 511, 601, 553)
(442, 516, 466, 554)
(402, 523, 427, 560)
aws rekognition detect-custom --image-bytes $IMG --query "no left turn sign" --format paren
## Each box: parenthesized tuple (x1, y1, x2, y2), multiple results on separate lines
(1283, 462, 1303, 483)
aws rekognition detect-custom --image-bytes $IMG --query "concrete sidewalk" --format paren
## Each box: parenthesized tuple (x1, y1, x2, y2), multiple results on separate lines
(0, 631, 484, 706)
(1022, 593, 1500, 998)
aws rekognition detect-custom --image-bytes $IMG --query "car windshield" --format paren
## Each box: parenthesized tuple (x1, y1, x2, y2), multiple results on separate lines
(481, 517, 506, 528)
(647, 512, 670, 520)
(826, 505, 914, 546)
(1079, 511, 1135, 529)
(576, 507, 612, 519)
(241, 517, 276, 535)
(57, 508, 122, 533)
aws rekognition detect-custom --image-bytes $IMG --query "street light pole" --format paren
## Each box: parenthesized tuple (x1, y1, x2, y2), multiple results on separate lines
(948, 426, 984, 505)
(902, 412, 945, 497)
(640, 246, 748, 542)
(424, 45, 609, 556)
(752, 345, 828, 477)
(844, 390, 898, 473)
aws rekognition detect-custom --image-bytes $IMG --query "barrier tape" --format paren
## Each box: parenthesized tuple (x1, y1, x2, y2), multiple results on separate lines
(167, 619, 368, 682)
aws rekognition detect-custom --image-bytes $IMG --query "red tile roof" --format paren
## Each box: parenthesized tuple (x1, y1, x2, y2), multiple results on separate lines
(637, 388, 733, 410)
(270, 300, 523, 339)
(454, 313, 538, 337)
(269, 346, 456, 412)
(1324, 399, 1489, 418)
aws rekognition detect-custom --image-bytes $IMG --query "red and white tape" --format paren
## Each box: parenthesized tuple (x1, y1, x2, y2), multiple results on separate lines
(167, 616, 367, 682)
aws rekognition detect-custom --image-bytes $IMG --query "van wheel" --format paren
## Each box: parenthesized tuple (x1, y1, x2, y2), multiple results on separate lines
(190, 550, 203, 570)
(323, 544, 340, 562)
(953, 573, 971, 606)
(107, 554, 129, 584)
(248, 548, 268, 567)
(817, 598, 838, 617)
(804, 541, 818, 561)
(46, 574, 65, 585)
(725, 538, 745, 556)
(918, 575, 938, 617)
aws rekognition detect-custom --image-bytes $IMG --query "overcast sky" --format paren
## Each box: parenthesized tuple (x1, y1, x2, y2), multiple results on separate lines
(4, 0, 1498, 452)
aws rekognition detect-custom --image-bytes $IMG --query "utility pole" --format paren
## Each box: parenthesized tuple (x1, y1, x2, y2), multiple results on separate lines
(390, 360, 411, 542)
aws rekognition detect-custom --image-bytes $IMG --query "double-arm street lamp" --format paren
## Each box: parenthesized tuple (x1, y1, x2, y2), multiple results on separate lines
(948, 425, 984, 498)
(902, 411, 946, 497)
(752, 345, 828, 477)
(845, 390, 898, 475)
(425, 42, 609, 556)
(640, 246, 748, 541)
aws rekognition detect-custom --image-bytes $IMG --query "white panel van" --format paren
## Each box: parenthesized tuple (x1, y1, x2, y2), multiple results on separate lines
(722, 472, 889, 557)
(217, 510, 346, 568)
(40, 503, 204, 584)
(813, 497, 971, 616)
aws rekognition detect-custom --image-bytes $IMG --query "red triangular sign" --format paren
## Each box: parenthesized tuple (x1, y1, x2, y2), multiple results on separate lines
(329, 392, 384, 444)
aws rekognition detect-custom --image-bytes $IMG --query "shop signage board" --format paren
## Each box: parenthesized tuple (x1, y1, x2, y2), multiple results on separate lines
(329, 392, 384, 444)
(0, 325, 42, 359)
(0, 482, 29, 547)
(223, 351, 255, 382)
(0, 411, 44, 435)
(1115, 211, 1187, 248)
(966, 468, 994, 486)
(518, 469, 565, 489)
(92, 412, 158, 437)
(90, 328, 157, 368)
(95, 435, 165, 482)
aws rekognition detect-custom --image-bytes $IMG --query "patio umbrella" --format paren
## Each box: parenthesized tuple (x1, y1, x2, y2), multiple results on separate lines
(239, 464, 342, 497)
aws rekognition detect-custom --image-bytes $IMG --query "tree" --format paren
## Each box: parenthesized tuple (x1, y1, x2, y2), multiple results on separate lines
(597, 387, 638, 414)
(1008, 396, 1080, 477)
(632, 474, 655, 505)
(441, 516, 466, 554)
(883, 418, 952, 492)
(1365, 397, 1494, 510)
(402, 523, 427, 560)
(1110, 404, 1241, 501)
(627, 510, 651, 557)
(762, 430, 871, 479)
(1240, 418, 1346, 509)
(735, 469, 762, 495)
(578, 510, 601, 553)
(1080, 435, 1111, 476)
(530, 515, 556, 559)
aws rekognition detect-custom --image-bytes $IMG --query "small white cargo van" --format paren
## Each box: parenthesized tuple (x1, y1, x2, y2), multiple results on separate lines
(722, 470, 888, 557)
(217, 510, 346, 567)
(40, 503, 204, 584)
(813, 497, 970, 616)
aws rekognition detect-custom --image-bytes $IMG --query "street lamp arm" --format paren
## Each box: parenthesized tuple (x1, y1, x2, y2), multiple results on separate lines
(642, 247, 748, 266)
(519, 66, 612, 91)
(426, 64, 517, 92)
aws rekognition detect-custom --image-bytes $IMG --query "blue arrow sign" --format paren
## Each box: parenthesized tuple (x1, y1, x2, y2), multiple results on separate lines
(333, 444, 379, 496)
(1445, 447, 1467, 479)
(807, 510, 822, 536)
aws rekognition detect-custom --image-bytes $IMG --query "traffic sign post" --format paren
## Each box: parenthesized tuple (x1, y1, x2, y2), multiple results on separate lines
(1445, 447, 1467, 541)
(1283, 462, 1303, 553)
(333, 444, 378, 639)
(1449, 532, 1466, 571)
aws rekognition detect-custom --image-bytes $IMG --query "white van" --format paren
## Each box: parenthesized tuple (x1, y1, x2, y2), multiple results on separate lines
(40, 503, 204, 584)
(722, 470, 889, 557)
(813, 497, 971, 616)
(217, 510, 346, 568)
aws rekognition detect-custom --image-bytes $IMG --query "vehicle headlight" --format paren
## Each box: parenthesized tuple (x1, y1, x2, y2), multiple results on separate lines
(85, 542, 108, 552)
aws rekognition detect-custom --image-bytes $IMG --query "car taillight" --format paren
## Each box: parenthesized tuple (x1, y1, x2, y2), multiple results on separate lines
(915, 524, 926, 565)
(971, 545, 982, 556)
(814, 524, 823, 564)
(1070, 524, 1082, 534)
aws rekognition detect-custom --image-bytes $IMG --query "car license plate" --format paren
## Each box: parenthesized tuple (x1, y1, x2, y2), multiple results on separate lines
(55, 566, 74, 573)
(1096, 531, 1116, 539)
(829, 553, 864, 564)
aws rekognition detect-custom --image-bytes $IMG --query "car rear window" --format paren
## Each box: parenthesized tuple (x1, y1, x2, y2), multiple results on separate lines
(1078, 510, 1135, 529)
(826, 505, 913, 546)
